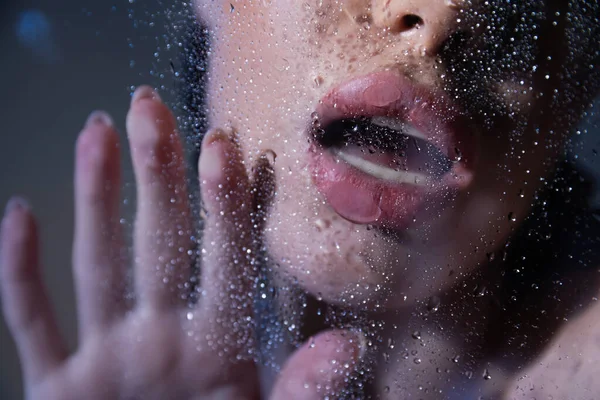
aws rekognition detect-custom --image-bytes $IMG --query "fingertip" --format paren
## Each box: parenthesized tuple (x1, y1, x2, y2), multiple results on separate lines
(76, 115, 121, 200)
(270, 329, 365, 399)
(127, 85, 171, 133)
(202, 128, 231, 148)
(2, 196, 33, 240)
(131, 85, 161, 104)
(77, 113, 120, 160)
(4, 196, 30, 217)
(199, 129, 245, 189)
(198, 132, 230, 184)
(127, 89, 171, 125)
(85, 110, 113, 129)
(309, 329, 365, 364)
(126, 91, 181, 183)
(1, 197, 38, 280)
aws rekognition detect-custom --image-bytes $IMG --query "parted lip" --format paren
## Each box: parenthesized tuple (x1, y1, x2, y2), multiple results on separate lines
(307, 70, 477, 229)
(313, 70, 476, 167)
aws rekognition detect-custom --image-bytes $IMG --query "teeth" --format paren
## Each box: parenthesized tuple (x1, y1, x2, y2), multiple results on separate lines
(370, 116, 428, 140)
(333, 148, 429, 187)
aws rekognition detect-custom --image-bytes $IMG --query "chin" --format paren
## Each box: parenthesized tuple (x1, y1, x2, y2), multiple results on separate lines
(262, 175, 469, 309)
(264, 210, 390, 308)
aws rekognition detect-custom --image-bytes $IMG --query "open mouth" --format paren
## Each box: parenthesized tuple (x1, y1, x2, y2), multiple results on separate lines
(308, 71, 475, 229)
(315, 116, 455, 186)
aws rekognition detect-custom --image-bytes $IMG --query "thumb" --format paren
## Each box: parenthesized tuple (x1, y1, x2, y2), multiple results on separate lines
(269, 329, 365, 400)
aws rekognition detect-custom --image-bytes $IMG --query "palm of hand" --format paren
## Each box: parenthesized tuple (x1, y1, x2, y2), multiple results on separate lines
(32, 311, 257, 400)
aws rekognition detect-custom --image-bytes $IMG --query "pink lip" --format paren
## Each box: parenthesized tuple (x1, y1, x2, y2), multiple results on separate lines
(308, 71, 476, 229)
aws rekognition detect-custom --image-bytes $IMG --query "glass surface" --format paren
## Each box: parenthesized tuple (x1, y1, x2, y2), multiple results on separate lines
(1, 1, 599, 399)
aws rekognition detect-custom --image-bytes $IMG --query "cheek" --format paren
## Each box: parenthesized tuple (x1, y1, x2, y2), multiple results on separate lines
(260, 167, 389, 305)
(192, 0, 221, 28)
(194, 1, 276, 34)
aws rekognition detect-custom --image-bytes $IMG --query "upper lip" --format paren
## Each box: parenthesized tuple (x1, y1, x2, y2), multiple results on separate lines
(311, 70, 476, 169)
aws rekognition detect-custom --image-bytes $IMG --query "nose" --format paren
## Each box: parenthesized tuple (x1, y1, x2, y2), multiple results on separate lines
(367, 0, 465, 54)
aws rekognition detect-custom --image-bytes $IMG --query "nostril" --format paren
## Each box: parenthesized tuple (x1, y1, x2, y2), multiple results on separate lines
(397, 14, 423, 32)
(402, 14, 423, 29)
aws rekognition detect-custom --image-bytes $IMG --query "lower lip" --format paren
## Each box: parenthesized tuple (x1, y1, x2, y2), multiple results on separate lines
(309, 144, 467, 230)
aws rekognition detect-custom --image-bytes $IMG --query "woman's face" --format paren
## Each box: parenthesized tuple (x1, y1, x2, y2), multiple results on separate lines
(194, 0, 581, 307)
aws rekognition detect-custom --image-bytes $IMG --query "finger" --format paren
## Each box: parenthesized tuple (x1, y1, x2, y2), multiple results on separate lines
(198, 129, 256, 351)
(73, 111, 126, 337)
(250, 150, 276, 237)
(0, 198, 67, 384)
(126, 86, 193, 310)
(270, 330, 364, 400)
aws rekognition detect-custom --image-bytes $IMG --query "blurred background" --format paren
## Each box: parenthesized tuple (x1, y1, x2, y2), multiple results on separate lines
(0, 1, 598, 399)
(0, 1, 185, 398)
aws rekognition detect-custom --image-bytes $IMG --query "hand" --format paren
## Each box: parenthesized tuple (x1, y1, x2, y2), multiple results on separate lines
(0, 86, 363, 400)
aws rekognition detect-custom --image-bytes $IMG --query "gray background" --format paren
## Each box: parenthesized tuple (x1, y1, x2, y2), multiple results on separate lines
(0, 1, 599, 399)
(0, 1, 175, 398)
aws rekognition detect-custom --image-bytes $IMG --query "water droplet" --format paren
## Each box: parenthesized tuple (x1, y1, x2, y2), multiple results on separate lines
(263, 149, 277, 164)
(412, 331, 421, 340)
(314, 218, 331, 231)
(427, 296, 440, 312)
(445, 0, 463, 9)
(483, 369, 492, 380)
(452, 147, 462, 162)
(474, 285, 487, 297)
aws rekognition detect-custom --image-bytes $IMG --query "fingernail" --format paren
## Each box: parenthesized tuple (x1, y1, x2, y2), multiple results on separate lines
(85, 110, 113, 128)
(199, 139, 228, 182)
(203, 128, 231, 147)
(4, 196, 29, 216)
(131, 86, 161, 104)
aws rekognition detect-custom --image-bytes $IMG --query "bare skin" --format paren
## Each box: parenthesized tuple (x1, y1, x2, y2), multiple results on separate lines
(503, 300, 600, 400)
(0, 87, 362, 400)
(2, 88, 599, 400)
(2, 0, 600, 398)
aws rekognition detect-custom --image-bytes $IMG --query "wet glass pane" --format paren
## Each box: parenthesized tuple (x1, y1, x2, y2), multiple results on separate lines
(1, 1, 599, 399)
